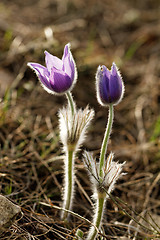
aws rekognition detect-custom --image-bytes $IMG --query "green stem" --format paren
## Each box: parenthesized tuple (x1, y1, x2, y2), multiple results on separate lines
(61, 148, 74, 220)
(66, 91, 75, 116)
(99, 104, 114, 179)
(87, 193, 106, 240)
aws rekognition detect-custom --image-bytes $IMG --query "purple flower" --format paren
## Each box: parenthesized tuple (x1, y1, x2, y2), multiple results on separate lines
(27, 43, 77, 95)
(96, 63, 124, 106)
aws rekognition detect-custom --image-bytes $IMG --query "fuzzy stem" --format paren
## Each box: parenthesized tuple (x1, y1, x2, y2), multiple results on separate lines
(87, 192, 106, 240)
(62, 91, 76, 220)
(99, 104, 114, 179)
(66, 91, 75, 116)
(61, 148, 75, 220)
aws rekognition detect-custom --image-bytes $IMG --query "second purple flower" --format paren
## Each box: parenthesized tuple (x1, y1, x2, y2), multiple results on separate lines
(96, 63, 124, 106)
(27, 43, 77, 95)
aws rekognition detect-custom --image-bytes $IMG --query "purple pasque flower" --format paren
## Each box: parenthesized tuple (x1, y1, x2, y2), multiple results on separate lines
(27, 43, 77, 95)
(96, 62, 124, 106)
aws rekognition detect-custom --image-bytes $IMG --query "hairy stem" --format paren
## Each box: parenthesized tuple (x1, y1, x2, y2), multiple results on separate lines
(87, 192, 106, 240)
(66, 91, 76, 116)
(61, 148, 75, 220)
(61, 91, 76, 220)
(99, 104, 114, 179)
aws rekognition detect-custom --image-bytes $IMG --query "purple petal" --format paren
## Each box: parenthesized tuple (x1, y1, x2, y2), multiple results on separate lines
(109, 73, 122, 103)
(63, 54, 75, 80)
(27, 62, 52, 89)
(44, 51, 63, 72)
(49, 67, 72, 93)
(104, 65, 111, 79)
(111, 62, 120, 76)
(62, 43, 70, 62)
(100, 67, 111, 103)
(62, 44, 75, 81)
(109, 63, 122, 102)
(97, 66, 111, 104)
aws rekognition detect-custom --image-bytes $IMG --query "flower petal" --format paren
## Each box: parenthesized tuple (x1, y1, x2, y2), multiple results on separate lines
(97, 65, 111, 104)
(27, 62, 52, 90)
(111, 62, 120, 76)
(109, 63, 123, 103)
(62, 44, 76, 81)
(105, 65, 111, 79)
(63, 54, 75, 80)
(49, 67, 72, 94)
(44, 51, 63, 72)
(62, 43, 70, 61)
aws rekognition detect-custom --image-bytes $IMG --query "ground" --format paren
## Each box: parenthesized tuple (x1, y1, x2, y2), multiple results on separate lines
(0, 0, 160, 239)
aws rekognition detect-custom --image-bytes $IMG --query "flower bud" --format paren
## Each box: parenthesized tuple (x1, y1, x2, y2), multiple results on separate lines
(96, 62, 124, 106)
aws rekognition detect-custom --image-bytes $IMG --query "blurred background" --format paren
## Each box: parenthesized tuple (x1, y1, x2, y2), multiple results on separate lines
(0, 0, 160, 239)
